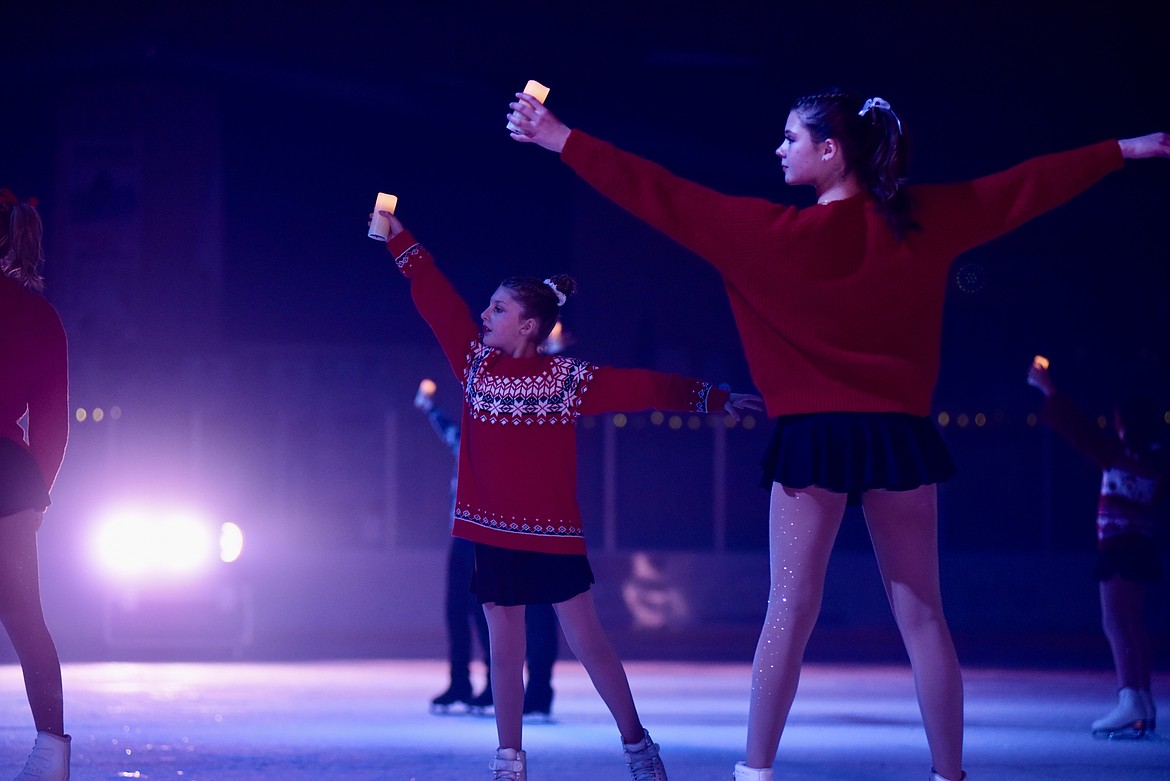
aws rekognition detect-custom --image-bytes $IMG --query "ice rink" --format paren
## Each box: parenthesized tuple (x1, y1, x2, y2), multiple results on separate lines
(2, 659, 1166, 780)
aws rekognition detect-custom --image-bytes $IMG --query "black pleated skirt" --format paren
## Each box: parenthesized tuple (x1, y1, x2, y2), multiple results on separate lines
(471, 543, 595, 607)
(1095, 542, 1163, 584)
(759, 412, 956, 504)
(0, 436, 50, 517)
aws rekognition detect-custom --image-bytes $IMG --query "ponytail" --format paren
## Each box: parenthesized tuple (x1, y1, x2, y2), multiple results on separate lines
(792, 89, 918, 240)
(0, 193, 46, 292)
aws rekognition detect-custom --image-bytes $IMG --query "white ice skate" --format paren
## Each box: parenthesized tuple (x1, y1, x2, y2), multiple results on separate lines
(489, 747, 526, 781)
(622, 729, 667, 781)
(13, 732, 70, 781)
(1092, 687, 1150, 739)
(930, 770, 967, 781)
(730, 761, 773, 781)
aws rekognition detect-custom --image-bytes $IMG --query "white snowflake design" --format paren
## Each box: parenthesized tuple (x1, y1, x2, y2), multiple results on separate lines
(461, 343, 595, 425)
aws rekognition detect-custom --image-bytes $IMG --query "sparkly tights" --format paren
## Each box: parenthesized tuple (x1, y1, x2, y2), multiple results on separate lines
(744, 485, 963, 781)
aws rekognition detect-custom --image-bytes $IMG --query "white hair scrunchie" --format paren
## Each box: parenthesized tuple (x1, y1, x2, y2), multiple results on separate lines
(858, 96, 903, 133)
(543, 278, 567, 306)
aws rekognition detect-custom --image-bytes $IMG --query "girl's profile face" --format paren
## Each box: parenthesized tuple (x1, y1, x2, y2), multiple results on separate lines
(480, 286, 536, 355)
(774, 111, 826, 187)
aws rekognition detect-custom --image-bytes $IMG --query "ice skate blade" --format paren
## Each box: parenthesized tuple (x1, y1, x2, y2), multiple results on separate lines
(1092, 723, 1148, 740)
(430, 702, 474, 716)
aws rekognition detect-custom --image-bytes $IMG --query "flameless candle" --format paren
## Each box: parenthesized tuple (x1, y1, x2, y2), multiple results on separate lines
(507, 80, 550, 133)
(368, 192, 399, 241)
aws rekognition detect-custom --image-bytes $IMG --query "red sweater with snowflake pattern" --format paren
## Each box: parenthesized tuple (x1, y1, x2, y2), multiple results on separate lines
(561, 131, 1124, 418)
(388, 231, 729, 554)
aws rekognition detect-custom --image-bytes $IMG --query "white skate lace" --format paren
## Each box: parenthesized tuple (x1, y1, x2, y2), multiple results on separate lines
(489, 754, 524, 781)
(625, 739, 667, 781)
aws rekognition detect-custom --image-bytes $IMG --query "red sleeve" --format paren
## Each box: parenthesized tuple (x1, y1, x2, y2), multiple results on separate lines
(26, 307, 69, 491)
(561, 130, 790, 276)
(1041, 390, 1121, 471)
(915, 140, 1124, 255)
(387, 231, 480, 382)
(578, 365, 729, 416)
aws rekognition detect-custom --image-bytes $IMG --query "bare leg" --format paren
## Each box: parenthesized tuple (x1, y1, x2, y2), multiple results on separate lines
(861, 486, 962, 781)
(1100, 576, 1151, 691)
(553, 590, 643, 743)
(483, 602, 526, 749)
(0, 510, 64, 736)
(745, 485, 846, 769)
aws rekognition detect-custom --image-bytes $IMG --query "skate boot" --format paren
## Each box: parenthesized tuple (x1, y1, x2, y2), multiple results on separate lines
(1091, 687, 1149, 739)
(730, 762, 772, 781)
(929, 770, 967, 781)
(430, 681, 473, 713)
(622, 728, 667, 781)
(489, 747, 526, 781)
(1140, 689, 1157, 734)
(522, 687, 554, 723)
(469, 680, 494, 715)
(13, 732, 71, 781)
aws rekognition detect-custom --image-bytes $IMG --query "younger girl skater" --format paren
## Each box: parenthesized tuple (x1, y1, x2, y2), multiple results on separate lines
(1, 186, 70, 780)
(507, 86, 1169, 781)
(1027, 359, 1165, 739)
(375, 208, 761, 781)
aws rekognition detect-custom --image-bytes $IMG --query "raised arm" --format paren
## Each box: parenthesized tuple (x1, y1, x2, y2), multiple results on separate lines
(380, 213, 480, 381)
(507, 96, 784, 275)
(1026, 361, 1121, 470)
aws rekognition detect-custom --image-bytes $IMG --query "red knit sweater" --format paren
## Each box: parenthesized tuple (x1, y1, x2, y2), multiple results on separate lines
(562, 131, 1124, 417)
(0, 276, 69, 492)
(388, 231, 729, 555)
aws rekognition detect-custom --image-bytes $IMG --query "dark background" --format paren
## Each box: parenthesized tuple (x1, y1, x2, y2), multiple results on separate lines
(2, 2, 1168, 660)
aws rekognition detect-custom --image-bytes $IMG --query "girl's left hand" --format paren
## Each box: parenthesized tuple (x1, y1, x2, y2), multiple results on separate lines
(508, 93, 572, 153)
(724, 392, 766, 423)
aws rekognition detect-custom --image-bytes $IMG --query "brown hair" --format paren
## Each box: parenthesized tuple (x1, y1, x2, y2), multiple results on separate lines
(792, 89, 918, 240)
(0, 196, 46, 292)
(500, 273, 577, 342)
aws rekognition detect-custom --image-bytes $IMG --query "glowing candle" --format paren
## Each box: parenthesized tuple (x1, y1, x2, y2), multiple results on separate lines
(507, 80, 550, 133)
(367, 192, 399, 241)
(1033, 355, 1050, 370)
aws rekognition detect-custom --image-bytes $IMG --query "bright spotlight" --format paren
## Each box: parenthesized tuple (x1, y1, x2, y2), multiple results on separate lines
(93, 506, 224, 581)
(220, 522, 245, 563)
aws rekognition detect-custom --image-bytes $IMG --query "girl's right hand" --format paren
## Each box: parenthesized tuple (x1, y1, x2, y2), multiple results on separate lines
(369, 211, 406, 241)
(1026, 363, 1055, 396)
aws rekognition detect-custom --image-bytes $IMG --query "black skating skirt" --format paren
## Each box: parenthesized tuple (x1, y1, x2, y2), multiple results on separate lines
(471, 543, 595, 607)
(759, 412, 956, 504)
(1095, 542, 1164, 584)
(0, 436, 50, 517)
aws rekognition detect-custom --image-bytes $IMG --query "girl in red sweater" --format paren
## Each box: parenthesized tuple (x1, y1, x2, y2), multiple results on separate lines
(0, 187, 71, 780)
(1027, 361, 1165, 738)
(507, 89, 1169, 781)
(375, 209, 761, 781)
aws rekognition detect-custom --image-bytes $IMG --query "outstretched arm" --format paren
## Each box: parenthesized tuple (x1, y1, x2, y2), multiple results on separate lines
(377, 211, 480, 380)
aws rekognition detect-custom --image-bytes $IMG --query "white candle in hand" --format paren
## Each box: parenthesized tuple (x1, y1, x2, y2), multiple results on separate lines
(368, 192, 398, 241)
(507, 80, 550, 133)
